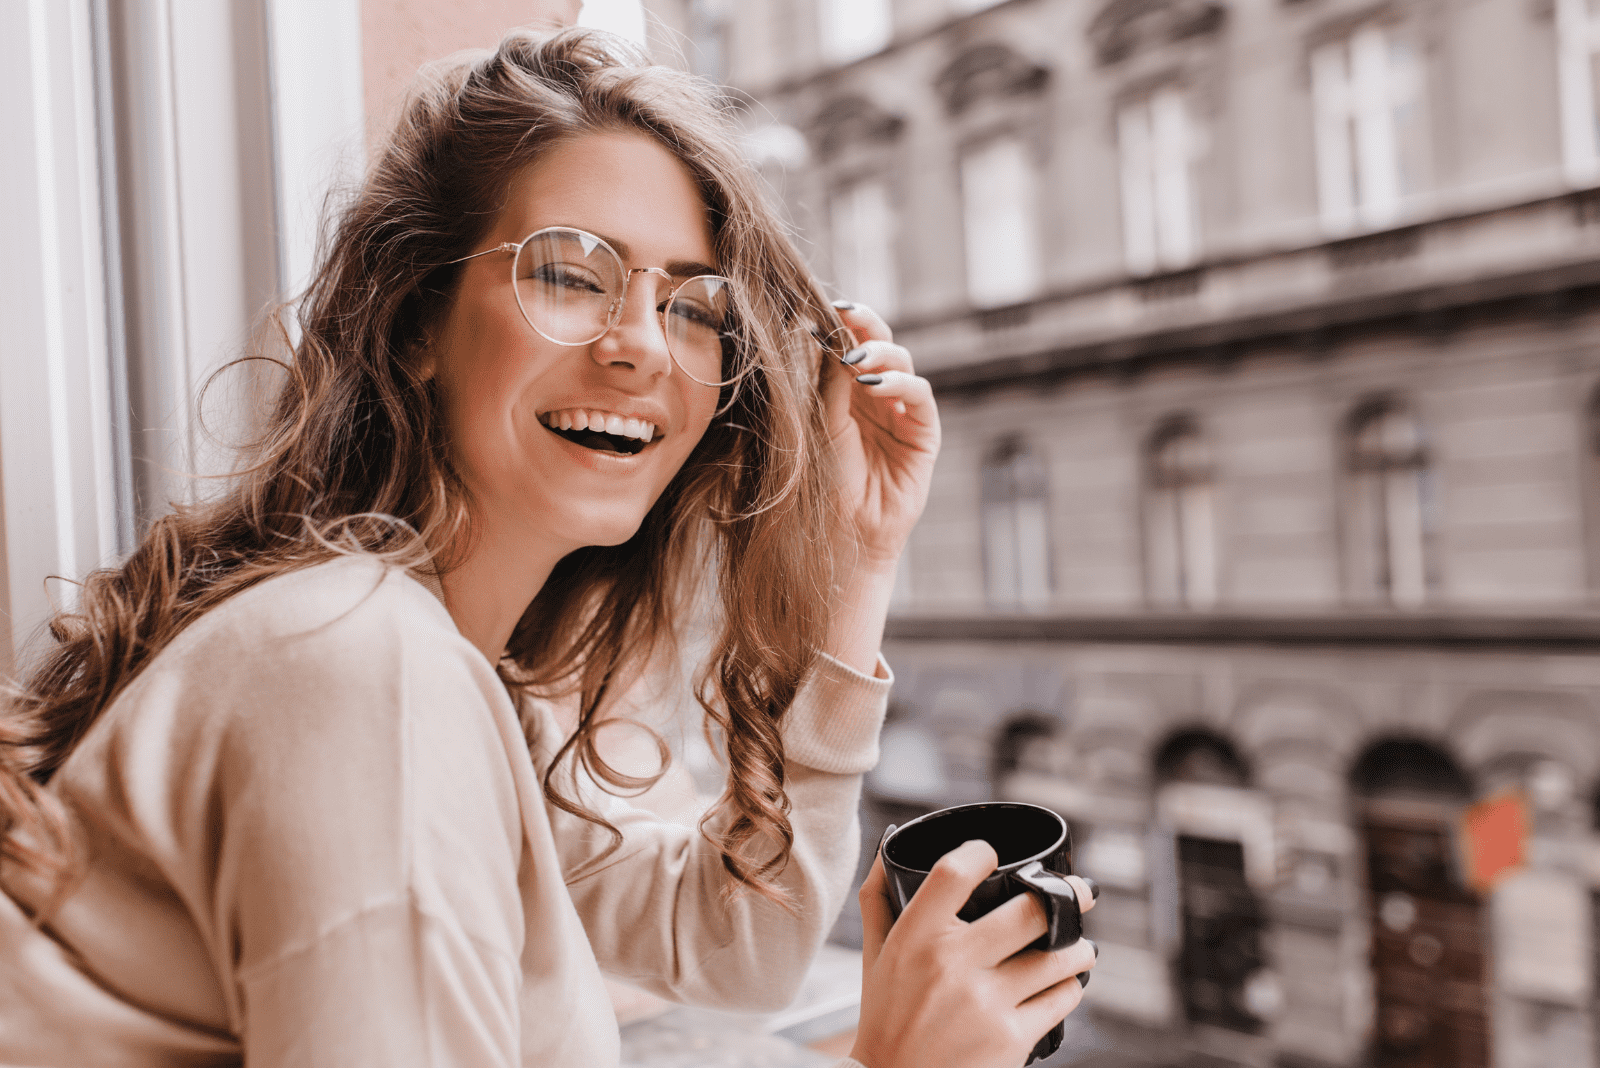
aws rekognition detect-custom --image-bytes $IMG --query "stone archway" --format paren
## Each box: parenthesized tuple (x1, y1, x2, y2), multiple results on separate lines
(1351, 738, 1489, 1068)
(1154, 730, 1270, 1036)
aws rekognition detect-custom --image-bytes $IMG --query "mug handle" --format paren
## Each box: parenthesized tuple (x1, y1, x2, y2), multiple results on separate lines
(1012, 861, 1083, 951)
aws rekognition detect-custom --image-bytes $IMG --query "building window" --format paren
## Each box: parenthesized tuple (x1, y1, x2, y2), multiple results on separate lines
(1558, 0, 1600, 186)
(960, 137, 1042, 308)
(982, 436, 1051, 610)
(819, 0, 891, 64)
(1345, 400, 1430, 606)
(1145, 416, 1217, 608)
(1310, 24, 1424, 234)
(831, 178, 899, 321)
(1118, 86, 1199, 276)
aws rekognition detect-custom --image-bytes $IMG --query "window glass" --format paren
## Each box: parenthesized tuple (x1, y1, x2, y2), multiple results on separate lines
(960, 137, 1042, 308)
(819, 0, 892, 64)
(1146, 419, 1217, 608)
(1346, 403, 1429, 605)
(831, 179, 899, 320)
(982, 436, 1051, 609)
(1311, 25, 1423, 233)
(1118, 86, 1198, 275)
(1557, 0, 1600, 185)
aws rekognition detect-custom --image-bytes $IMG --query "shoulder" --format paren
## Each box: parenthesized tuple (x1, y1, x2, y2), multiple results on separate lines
(108, 555, 504, 757)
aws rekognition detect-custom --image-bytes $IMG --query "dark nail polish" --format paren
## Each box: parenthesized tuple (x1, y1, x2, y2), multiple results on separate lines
(855, 373, 883, 385)
(1082, 876, 1100, 901)
(1086, 938, 1099, 959)
(842, 346, 869, 365)
(831, 299, 857, 310)
(1076, 971, 1091, 989)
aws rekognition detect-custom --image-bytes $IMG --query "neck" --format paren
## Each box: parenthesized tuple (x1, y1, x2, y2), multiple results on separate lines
(437, 522, 568, 664)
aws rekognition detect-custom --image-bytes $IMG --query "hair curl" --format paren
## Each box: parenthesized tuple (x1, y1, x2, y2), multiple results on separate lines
(1, 28, 849, 909)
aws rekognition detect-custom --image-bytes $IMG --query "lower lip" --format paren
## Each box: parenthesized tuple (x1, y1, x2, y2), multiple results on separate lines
(540, 422, 659, 468)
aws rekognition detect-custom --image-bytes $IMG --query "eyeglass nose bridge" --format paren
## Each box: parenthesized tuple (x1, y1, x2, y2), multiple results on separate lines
(608, 265, 681, 325)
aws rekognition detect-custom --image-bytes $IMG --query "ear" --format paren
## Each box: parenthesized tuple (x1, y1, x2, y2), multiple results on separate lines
(409, 333, 437, 382)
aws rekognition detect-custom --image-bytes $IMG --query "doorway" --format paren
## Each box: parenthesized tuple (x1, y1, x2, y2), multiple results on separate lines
(1353, 741, 1489, 1068)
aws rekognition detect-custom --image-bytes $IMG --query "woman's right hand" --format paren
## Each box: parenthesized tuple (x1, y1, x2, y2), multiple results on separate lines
(849, 841, 1098, 1068)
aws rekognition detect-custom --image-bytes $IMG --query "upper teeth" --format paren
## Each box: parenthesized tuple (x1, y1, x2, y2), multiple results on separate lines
(541, 409, 656, 443)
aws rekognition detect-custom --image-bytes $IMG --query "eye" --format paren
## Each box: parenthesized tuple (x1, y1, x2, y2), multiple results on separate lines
(526, 261, 607, 295)
(666, 297, 725, 331)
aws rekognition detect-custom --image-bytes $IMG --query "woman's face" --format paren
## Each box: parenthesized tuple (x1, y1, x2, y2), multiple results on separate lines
(427, 130, 723, 557)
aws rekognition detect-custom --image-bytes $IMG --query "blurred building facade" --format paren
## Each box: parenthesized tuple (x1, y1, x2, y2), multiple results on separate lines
(707, 0, 1600, 1065)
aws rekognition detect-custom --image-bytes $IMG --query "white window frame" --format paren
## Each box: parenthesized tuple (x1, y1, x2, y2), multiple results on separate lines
(819, 0, 891, 65)
(1145, 423, 1218, 609)
(1345, 405, 1429, 607)
(960, 136, 1042, 309)
(1557, 0, 1600, 187)
(0, 0, 364, 675)
(1311, 24, 1422, 234)
(0, 0, 123, 674)
(831, 178, 899, 321)
(982, 438, 1051, 611)
(1118, 86, 1199, 276)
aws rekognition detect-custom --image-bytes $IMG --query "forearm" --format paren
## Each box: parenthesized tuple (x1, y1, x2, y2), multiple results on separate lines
(825, 553, 900, 677)
(554, 653, 892, 1011)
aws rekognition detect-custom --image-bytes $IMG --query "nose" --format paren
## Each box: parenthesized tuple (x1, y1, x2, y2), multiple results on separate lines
(591, 268, 674, 379)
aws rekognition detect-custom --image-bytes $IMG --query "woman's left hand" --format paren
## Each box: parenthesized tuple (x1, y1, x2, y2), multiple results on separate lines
(822, 302, 941, 571)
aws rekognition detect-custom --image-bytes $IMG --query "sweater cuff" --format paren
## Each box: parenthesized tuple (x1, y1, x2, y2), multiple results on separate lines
(781, 651, 893, 775)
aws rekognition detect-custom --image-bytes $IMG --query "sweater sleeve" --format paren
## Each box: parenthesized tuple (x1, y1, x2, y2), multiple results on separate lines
(547, 652, 891, 1013)
(187, 569, 527, 1067)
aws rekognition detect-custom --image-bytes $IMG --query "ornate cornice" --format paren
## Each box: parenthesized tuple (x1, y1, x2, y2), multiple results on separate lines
(806, 95, 906, 161)
(1087, 0, 1228, 65)
(934, 42, 1051, 116)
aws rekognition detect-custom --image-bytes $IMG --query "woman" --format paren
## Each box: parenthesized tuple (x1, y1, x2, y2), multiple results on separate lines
(0, 29, 1094, 1068)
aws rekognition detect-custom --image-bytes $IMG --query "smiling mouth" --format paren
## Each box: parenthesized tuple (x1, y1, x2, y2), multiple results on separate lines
(540, 409, 660, 456)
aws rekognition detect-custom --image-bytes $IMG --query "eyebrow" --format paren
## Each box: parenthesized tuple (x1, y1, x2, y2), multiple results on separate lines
(594, 232, 720, 279)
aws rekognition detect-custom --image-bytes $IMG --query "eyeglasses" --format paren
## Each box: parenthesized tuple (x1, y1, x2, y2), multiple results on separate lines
(449, 226, 751, 388)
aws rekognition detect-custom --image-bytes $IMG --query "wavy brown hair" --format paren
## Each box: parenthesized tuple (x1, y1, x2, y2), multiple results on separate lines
(0, 29, 848, 907)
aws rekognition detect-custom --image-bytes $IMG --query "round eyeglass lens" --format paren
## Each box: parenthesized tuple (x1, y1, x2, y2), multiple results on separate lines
(514, 228, 626, 346)
(663, 274, 749, 388)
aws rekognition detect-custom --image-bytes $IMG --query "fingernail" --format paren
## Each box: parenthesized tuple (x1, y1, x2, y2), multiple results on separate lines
(1076, 971, 1091, 989)
(855, 373, 883, 385)
(842, 346, 869, 365)
(831, 299, 857, 310)
(1082, 876, 1100, 901)
(1086, 938, 1099, 959)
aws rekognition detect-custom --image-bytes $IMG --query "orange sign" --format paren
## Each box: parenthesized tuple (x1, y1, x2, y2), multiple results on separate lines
(1460, 790, 1528, 894)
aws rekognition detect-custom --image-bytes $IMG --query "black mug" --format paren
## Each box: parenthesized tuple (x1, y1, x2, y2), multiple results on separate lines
(880, 802, 1082, 1065)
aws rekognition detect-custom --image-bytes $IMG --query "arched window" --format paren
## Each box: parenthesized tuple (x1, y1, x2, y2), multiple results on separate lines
(1344, 399, 1429, 606)
(981, 436, 1051, 610)
(959, 136, 1042, 308)
(1145, 415, 1217, 608)
(831, 178, 898, 321)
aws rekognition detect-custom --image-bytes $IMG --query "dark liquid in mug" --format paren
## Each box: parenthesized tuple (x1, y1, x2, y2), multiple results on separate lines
(883, 804, 1066, 871)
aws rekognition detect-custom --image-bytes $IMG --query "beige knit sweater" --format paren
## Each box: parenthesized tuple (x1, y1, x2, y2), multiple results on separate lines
(0, 557, 887, 1067)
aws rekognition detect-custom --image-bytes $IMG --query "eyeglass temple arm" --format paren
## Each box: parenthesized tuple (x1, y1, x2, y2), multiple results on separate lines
(445, 242, 520, 265)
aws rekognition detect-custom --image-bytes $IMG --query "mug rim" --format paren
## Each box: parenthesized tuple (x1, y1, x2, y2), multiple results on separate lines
(882, 801, 1068, 876)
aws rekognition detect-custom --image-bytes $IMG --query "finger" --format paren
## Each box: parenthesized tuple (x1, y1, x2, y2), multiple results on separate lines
(1067, 875, 1098, 916)
(898, 839, 998, 934)
(996, 937, 1098, 1005)
(831, 301, 893, 345)
(840, 340, 914, 376)
(858, 853, 893, 976)
(1014, 971, 1087, 1041)
(850, 372, 940, 442)
(967, 886, 1050, 967)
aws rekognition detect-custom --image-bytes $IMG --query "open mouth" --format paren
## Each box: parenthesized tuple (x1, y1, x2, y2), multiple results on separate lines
(540, 410, 659, 456)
